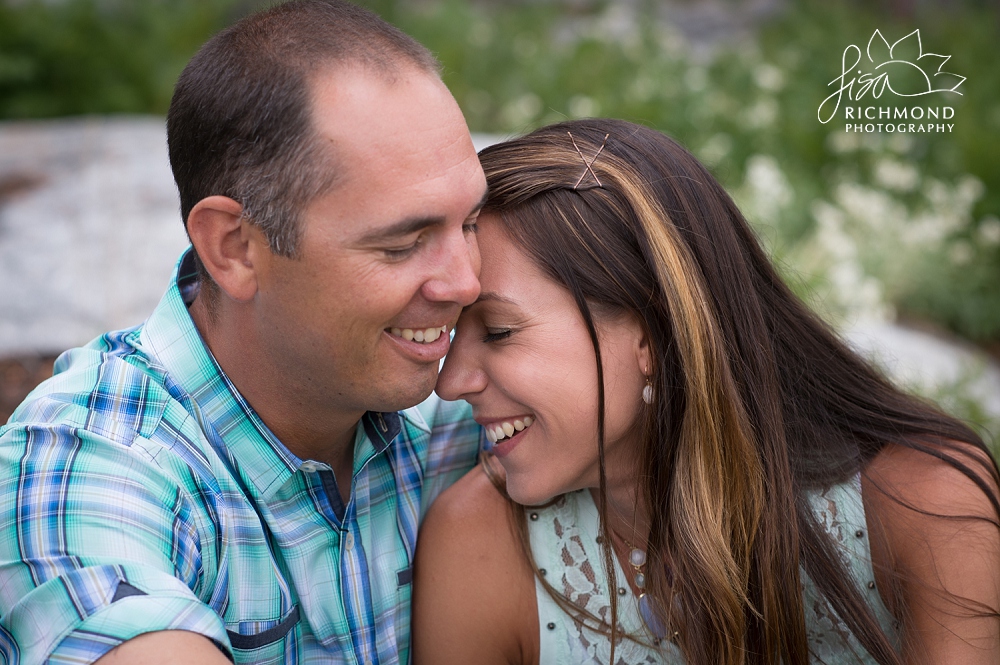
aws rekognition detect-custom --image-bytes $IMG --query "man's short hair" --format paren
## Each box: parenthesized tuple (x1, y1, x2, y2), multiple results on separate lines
(167, 0, 441, 266)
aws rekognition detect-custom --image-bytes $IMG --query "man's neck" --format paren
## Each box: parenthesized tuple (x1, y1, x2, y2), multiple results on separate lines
(188, 295, 360, 495)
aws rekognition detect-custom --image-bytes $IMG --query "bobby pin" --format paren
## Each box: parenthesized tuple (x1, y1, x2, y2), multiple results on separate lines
(569, 131, 610, 190)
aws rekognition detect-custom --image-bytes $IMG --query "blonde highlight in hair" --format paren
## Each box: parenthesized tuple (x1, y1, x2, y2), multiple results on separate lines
(588, 150, 772, 655)
(483, 129, 786, 663)
(477, 119, 998, 665)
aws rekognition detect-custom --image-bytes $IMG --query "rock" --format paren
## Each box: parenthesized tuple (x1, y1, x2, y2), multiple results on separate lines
(844, 320, 1000, 424)
(0, 116, 188, 356)
(1, 118, 997, 431)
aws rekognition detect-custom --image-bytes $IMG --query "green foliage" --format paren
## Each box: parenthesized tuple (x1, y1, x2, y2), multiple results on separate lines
(0, 0, 259, 117)
(0, 0, 996, 434)
(372, 0, 1000, 438)
(375, 0, 1000, 346)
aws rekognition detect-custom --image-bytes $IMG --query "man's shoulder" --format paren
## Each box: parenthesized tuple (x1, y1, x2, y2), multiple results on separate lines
(401, 394, 482, 512)
(406, 392, 475, 436)
(6, 327, 164, 433)
(402, 393, 481, 468)
(0, 324, 229, 530)
(1, 325, 197, 458)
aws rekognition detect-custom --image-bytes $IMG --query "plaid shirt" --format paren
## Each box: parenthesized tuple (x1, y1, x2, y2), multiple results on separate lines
(0, 250, 482, 665)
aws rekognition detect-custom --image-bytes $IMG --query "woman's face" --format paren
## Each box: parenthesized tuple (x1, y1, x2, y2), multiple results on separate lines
(437, 215, 649, 506)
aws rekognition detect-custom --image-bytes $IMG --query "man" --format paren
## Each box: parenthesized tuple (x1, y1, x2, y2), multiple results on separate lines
(0, 1, 486, 663)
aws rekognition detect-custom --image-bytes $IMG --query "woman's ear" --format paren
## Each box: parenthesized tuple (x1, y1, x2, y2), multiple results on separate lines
(185, 196, 263, 302)
(634, 321, 652, 377)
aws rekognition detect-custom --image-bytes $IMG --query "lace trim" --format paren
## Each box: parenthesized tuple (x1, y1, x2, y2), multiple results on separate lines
(541, 493, 667, 664)
(533, 481, 896, 665)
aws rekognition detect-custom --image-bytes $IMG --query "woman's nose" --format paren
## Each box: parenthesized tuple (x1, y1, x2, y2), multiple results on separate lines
(436, 325, 487, 401)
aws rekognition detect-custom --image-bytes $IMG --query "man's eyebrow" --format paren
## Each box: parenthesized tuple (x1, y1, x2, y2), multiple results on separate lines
(356, 189, 489, 245)
(356, 216, 445, 245)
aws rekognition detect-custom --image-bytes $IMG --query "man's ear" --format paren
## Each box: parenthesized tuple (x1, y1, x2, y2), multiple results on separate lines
(186, 196, 264, 302)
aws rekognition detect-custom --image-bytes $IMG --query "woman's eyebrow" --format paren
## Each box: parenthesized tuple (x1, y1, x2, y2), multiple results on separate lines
(472, 292, 519, 307)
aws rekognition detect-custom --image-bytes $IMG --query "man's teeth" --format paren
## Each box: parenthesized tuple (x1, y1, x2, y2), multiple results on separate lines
(485, 416, 534, 444)
(389, 325, 448, 344)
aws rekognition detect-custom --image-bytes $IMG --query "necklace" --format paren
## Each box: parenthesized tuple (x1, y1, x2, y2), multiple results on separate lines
(618, 535, 669, 640)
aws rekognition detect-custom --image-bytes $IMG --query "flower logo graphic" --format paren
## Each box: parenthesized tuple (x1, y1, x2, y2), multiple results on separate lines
(818, 29, 965, 124)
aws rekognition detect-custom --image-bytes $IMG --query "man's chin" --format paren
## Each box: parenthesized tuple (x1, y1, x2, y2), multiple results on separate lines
(374, 370, 437, 413)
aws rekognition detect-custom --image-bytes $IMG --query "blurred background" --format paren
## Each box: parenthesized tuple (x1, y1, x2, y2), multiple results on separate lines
(1, 0, 998, 446)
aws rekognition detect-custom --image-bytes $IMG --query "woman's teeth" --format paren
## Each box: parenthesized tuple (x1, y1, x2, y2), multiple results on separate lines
(485, 416, 533, 444)
(389, 325, 448, 344)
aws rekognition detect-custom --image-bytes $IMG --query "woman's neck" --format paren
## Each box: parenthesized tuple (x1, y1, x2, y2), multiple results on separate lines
(593, 428, 652, 547)
(589, 470, 650, 549)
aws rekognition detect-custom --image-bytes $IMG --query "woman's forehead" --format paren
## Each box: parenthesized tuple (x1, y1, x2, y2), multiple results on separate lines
(474, 219, 571, 315)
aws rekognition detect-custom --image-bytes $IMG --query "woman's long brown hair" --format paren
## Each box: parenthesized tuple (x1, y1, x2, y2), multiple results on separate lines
(476, 118, 1000, 665)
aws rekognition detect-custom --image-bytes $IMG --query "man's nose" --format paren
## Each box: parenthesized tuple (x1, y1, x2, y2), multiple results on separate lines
(423, 228, 481, 306)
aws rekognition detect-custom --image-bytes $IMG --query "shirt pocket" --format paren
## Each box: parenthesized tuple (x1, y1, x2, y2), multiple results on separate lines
(227, 605, 300, 665)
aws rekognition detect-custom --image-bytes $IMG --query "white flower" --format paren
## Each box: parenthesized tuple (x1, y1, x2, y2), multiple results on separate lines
(500, 93, 542, 129)
(827, 131, 861, 154)
(568, 95, 599, 119)
(753, 63, 785, 91)
(742, 98, 778, 129)
(874, 158, 919, 192)
(596, 4, 637, 48)
(808, 198, 892, 324)
(903, 212, 951, 246)
(886, 133, 914, 155)
(656, 25, 686, 57)
(978, 216, 1000, 246)
(698, 133, 733, 167)
(813, 201, 855, 261)
(956, 175, 985, 208)
(834, 182, 904, 234)
(949, 241, 974, 265)
(744, 154, 792, 219)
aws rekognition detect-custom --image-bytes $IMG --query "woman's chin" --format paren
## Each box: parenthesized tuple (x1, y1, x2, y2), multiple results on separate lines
(505, 475, 559, 507)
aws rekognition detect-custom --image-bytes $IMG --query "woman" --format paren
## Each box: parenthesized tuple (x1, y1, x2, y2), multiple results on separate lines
(412, 119, 1000, 664)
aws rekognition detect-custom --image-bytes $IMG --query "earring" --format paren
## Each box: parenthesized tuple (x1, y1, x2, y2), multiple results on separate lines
(642, 372, 653, 405)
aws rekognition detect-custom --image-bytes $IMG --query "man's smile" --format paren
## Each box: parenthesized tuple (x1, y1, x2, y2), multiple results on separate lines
(386, 324, 449, 344)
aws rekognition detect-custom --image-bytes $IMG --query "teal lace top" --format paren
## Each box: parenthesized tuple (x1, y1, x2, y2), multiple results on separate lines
(528, 476, 899, 664)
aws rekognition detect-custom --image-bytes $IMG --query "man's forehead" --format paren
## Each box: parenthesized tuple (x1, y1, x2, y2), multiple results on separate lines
(307, 63, 458, 154)
(299, 63, 485, 237)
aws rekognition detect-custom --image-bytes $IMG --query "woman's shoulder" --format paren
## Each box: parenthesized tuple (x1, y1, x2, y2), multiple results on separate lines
(863, 438, 999, 523)
(422, 460, 514, 535)
(413, 463, 539, 665)
(862, 439, 1000, 662)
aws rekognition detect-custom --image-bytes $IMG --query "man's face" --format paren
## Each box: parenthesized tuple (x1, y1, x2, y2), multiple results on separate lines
(252, 64, 486, 419)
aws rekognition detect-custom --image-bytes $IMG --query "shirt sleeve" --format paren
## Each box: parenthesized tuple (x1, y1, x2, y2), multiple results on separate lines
(0, 423, 231, 664)
(417, 395, 483, 521)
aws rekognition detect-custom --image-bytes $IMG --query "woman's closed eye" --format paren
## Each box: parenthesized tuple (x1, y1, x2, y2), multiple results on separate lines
(482, 328, 513, 344)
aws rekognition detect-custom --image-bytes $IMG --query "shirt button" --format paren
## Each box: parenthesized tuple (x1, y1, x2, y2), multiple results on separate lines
(300, 461, 318, 473)
(344, 532, 355, 551)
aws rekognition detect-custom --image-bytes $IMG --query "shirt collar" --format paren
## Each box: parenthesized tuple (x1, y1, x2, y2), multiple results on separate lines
(139, 248, 407, 500)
